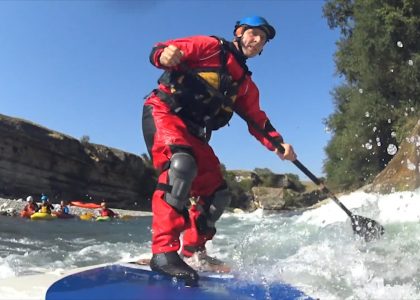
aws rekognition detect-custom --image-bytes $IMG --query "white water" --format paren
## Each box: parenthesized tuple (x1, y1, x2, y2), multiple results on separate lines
(1, 189, 419, 299)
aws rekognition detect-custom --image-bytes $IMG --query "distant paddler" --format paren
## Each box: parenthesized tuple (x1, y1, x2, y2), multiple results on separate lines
(31, 195, 56, 220)
(53, 200, 74, 219)
(39, 195, 54, 214)
(95, 201, 118, 222)
(20, 195, 39, 218)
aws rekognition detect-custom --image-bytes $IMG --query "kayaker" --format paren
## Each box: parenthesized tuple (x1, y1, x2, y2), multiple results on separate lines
(56, 200, 70, 215)
(100, 201, 116, 218)
(142, 16, 297, 283)
(21, 195, 39, 216)
(40, 195, 54, 214)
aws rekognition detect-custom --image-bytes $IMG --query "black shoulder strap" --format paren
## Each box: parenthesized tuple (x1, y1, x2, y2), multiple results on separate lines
(209, 35, 248, 93)
(210, 35, 228, 71)
(210, 36, 251, 75)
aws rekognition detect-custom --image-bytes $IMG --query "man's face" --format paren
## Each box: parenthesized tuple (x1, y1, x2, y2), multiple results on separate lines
(239, 27, 267, 58)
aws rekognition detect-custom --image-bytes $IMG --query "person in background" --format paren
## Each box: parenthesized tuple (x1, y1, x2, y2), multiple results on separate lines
(56, 200, 70, 215)
(39, 195, 54, 214)
(100, 201, 116, 218)
(142, 16, 297, 283)
(21, 196, 39, 216)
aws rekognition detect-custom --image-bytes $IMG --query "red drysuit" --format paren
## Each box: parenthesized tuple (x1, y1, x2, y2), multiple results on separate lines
(143, 35, 282, 256)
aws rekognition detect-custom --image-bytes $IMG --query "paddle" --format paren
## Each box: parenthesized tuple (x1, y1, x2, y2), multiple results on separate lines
(235, 110, 385, 242)
(177, 64, 384, 241)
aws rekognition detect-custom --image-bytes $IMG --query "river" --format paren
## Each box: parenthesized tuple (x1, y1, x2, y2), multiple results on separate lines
(1, 189, 419, 299)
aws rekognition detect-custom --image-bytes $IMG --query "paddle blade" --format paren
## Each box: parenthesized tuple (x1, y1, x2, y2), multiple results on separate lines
(351, 214, 385, 242)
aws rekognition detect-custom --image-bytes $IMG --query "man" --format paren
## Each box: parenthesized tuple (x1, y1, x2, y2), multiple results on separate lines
(142, 16, 297, 284)
(20, 195, 39, 217)
(57, 200, 70, 215)
(99, 201, 116, 218)
(40, 195, 54, 214)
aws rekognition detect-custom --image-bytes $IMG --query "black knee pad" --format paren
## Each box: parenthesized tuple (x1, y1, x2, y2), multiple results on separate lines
(165, 152, 197, 210)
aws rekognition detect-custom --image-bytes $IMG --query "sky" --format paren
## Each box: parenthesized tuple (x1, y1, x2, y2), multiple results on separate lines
(0, 0, 341, 179)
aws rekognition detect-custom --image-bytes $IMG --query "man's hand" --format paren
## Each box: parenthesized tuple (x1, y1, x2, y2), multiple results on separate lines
(159, 45, 184, 67)
(275, 143, 297, 161)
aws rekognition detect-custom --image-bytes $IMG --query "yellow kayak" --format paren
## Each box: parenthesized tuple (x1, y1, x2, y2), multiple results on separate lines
(30, 212, 57, 221)
(79, 212, 94, 221)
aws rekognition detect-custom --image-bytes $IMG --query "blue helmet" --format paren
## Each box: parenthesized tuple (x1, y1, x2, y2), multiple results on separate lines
(41, 195, 49, 202)
(235, 16, 276, 40)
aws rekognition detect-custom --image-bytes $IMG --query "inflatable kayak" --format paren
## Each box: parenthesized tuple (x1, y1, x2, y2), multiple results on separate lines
(53, 212, 74, 219)
(79, 212, 94, 221)
(30, 212, 57, 220)
(45, 263, 313, 300)
(20, 210, 33, 218)
(119, 214, 134, 220)
(70, 201, 101, 209)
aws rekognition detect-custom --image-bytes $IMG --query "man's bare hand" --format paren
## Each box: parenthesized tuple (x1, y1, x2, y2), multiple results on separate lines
(159, 45, 184, 67)
(275, 143, 297, 161)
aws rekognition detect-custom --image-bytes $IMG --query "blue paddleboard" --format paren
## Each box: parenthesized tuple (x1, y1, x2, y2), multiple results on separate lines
(46, 263, 313, 300)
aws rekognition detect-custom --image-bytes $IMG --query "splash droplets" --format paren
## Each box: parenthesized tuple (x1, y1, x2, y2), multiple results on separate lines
(324, 126, 331, 133)
(387, 144, 398, 155)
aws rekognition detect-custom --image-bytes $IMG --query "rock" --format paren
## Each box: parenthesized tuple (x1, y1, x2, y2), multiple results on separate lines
(251, 186, 327, 211)
(0, 114, 156, 210)
(232, 208, 244, 214)
(233, 170, 302, 190)
(251, 187, 287, 210)
(369, 120, 420, 193)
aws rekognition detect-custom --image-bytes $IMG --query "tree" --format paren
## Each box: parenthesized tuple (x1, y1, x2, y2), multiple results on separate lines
(323, 0, 420, 190)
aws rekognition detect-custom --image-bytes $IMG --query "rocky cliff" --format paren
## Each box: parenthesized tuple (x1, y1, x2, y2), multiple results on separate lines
(0, 114, 156, 210)
(0, 114, 326, 213)
(369, 120, 420, 193)
(226, 169, 326, 211)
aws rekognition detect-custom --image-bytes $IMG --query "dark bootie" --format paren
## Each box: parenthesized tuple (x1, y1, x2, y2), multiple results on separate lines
(150, 251, 199, 286)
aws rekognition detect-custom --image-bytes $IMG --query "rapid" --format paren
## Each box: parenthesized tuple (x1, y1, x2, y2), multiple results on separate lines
(1, 188, 419, 299)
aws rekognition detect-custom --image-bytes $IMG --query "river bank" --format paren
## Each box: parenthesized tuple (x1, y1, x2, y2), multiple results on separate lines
(0, 197, 152, 218)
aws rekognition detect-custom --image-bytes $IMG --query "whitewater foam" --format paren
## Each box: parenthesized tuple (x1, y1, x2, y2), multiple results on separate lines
(1, 189, 420, 299)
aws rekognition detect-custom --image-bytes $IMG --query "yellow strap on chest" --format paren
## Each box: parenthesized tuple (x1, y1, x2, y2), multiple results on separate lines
(197, 71, 237, 112)
(197, 71, 220, 90)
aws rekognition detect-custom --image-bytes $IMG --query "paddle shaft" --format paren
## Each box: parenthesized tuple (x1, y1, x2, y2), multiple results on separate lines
(292, 161, 353, 218)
